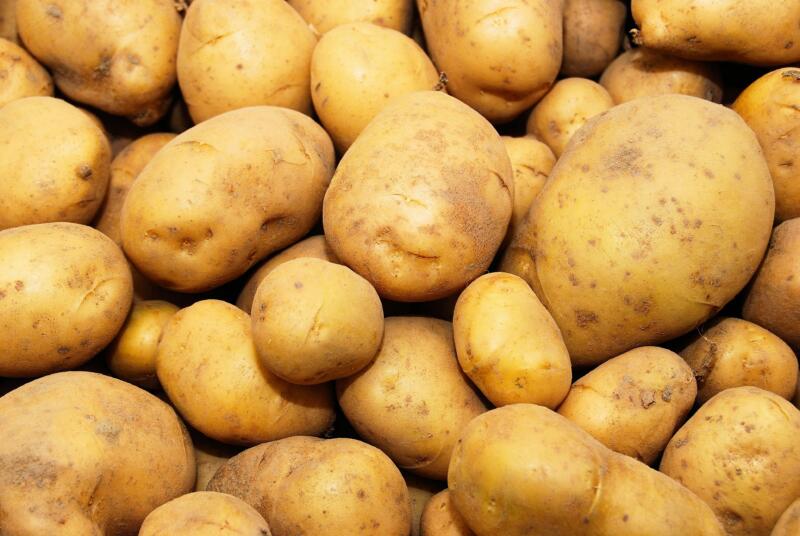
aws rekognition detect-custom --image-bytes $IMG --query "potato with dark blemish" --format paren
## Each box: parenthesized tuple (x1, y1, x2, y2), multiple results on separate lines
(139, 492, 271, 536)
(661, 387, 800, 536)
(406, 474, 442, 536)
(288, 0, 413, 34)
(501, 136, 555, 243)
(773, 499, 800, 536)
(0, 37, 52, 107)
(561, 0, 626, 77)
(421, 490, 474, 536)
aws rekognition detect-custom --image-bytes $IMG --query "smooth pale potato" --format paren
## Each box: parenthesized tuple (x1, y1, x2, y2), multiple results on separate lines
(418, 0, 563, 123)
(193, 434, 240, 492)
(178, 0, 316, 123)
(733, 69, 800, 222)
(501, 136, 555, 241)
(0, 0, 16, 42)
(121, 106, 334, 293)
(773, 499, 800, 536)
(139, 492, 270, 536)
(323, 90, 513, 302)
(0, 37, 51, 107)
(337, 317, 487, 479)
(449, 404, 724, 535)
(526, 78, 614, 157)
(288, 0, 413, 34)
(681, 318, 798, 404)
(16, 0, 181, 125)
(421, 490, 475, 536)
(453, 272, 571, 408)
(0, 371, 195, 535)
(0, 223, 133, 377)
(406, 474, 442, 536)
(502, 95, 774, 366)
(600, 48, 723, 104)
(157, 300, 335, 445)
(562, 0, 626, 77)
(661, 387, 800, 536)
(557, 346, 696, 464)
(311, 22, 439, 152)
(0, 97, 111, 231)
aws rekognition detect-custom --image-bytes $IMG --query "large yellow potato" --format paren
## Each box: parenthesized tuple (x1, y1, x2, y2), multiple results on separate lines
(502, 94, 774, 366)
(121, 106, 334, 293)
(501, 136, 555, 242)
(449, 404, 724, 535)
(178, 0, 316, 123)
(562, 0, 626, 77)
(661, 387, 800, 536)
(139, 492, 271, 536)
(418, 0, 563, 123)
(773, 499, 800, 536)
(0, 371, 195, 535)
(323, 90, 513, 302)
(0, 37, 51, 107)
(16, 0, 181, 125)
(421, 490, 475, 536)
(288, 0, 413, 34)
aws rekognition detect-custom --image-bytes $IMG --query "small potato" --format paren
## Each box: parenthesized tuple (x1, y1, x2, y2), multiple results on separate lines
(557, 346, 696, 464)
(453, 272, 572, 408)
(562, 0, 626, 77)
(193, 434, 240, 492)
(337, 317, 487, 479)
(600, 48, 722, 104)
(178, 0, 317, 123)
(0, 38, 52, 107)
(526, 78, 614, 157)
(421, 490, 475, 536)
(288, 0, 413, 34)
(0, 97, 111, 230)
(406, 474, 442, 536)
(311, 22, 439, 152)
(773, 499, 800, 536)
(501, 136, 555, 242)
(139, 492, 270, 536)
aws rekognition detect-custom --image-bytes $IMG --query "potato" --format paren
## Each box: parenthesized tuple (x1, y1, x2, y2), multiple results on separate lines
(288, 0, 413, 34)
(562, 0, 626, 77)
(157, 300, 335, 445)
(0, 37, 52, 107)
(16, 0, 181, 125)
(418, 0, 563, 123)
(406, 474, 442, 536)
(311, 22, 439, 152)
(502, 94, 774, 366)
(0, 97, 111, 231)
(632, 0, 800, 66)
(599, 48, 723, 104)
(660, 387, 800, 536)
(421, 490, 475, 536)
(0, 223, 133, 377)
(121, 106, 334, 293)
(526, 78, 614, 157)
(501, 136, 555, 242)
(337, 317, 487, 479)
(448, 404, 724, 535)
(0, 371, 195, 535)
(193, 434, 239, 492)
(0, 0, 16, 42)
(453, 272, 571, 408)
(178, 0, 316, 123)
(557, 346, 696, 464)
(773, 499, 800, 536)
(208, 436, 412, 536)
(323, 90, 513, 302)
(139, 492, 270, 536)
(733, 69, 800, 222)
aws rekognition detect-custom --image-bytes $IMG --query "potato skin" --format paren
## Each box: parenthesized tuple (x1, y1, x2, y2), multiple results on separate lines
(193, 434, 239, 492)
(773, 499, 800, 536)
(557, 346, 696, 464)
(501, 136, 555, 242)
(288, 0, 413, 34)
(660, 387, 800, 536)
(323, 90, 513, 302)
(139, 492, 271, 536)
(121, 106, 334, 293)
(0, 371, 195, 536)
(421, 490, 475, 536)
(407, 474, 442, 536)
(561, 0, 625, 77)
(0, 1, 16, 43)
(0, 37, 51, 107)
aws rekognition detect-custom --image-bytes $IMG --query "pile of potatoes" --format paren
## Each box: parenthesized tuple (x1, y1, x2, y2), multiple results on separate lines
(2, 0, 800, 534)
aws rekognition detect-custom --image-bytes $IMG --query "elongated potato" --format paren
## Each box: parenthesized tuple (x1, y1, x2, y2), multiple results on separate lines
(562, 0, 626, 77)
(0, 37, 51, 107)
(288, 0, 413, 34)
(501, 136, 555, 242)
(773, 499, 800, 536)
(421, 490, 475, 536)
(139, 492, 271, 536)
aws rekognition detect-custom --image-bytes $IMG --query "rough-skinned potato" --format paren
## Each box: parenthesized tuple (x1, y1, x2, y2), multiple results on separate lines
(501, 136, 555, 242)
(288, 0, 413, 34)
(139, 492, 271, 536)
(0, 37, 52, 107)
(421, 490, 475, 536)
(562, 0, 626, 77)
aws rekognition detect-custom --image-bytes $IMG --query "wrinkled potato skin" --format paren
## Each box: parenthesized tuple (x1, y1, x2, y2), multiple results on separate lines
(418, 0, 563, 123)
(0, 97, 111, 231)
(121, 107, 334, 293)
(16, 0, 181, 125)
(0, 38, 52, 107)
(139, 492, 270, 536)
(557, 346, 696, 464)
(421, 490, 475, 536)
(288, 0, 413, 34)
(0, 223, 133, 377)
(561, 0, 625, 77)
(501, 136, 555, 242)
(407, 474, 442, 536)
(661, 387, 800, 536)
(323, 91, 513, 302)
(0, 0, 16, 42)
(773, 499, 800, 536)
(733, 69, 800, 222)
(0, 371, 196, 536)
(337, 317, 487, 479)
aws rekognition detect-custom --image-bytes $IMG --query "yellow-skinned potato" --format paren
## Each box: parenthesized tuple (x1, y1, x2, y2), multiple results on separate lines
(121, 106, 334, 293)
(562, 0, 626, 77)
(449, 404, 724, 535)
(501, 136, 555, 242)
(453, 272, 571, 408)
(421, 490, 475, 536)
(311, 22, 440, 153)
(557, 346, 696, 464)
(0, 37, 52, 107)
(288, 0, 413, 34)
(0, 97, 111, 231)
(178, 0, 316, 123)
(0, 371, 195, 535)
(193, 433, 239, 492)
(418, 0, 563, 123)
(406, 474, 442, 536)
(661, 387, 800, 536)
(139, 492, 271, 536)
(733, 69, 800, 222)
(503, 95, 774, 366)
(773, 499, 800, 536)
(0, 223, 133, 377)
(0, 0, 16, 42)
(526, 77, 614, 157)
(337, 317, 487, 479)
(323, 90, 513, 302)
(16, 0, 181, 125)
(600, 48, 723, 104)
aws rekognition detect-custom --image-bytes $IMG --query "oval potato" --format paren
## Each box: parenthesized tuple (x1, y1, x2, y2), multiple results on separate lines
(561, 0, 626, 77)
(139, 492, 270, 536)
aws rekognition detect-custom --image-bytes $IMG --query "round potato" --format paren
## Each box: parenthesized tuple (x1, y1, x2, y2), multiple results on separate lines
(337, 317, 487, 479)
(421, 490, 475, 536)
(0, 37, 52, 107)
(406, 474, 442, 536)
(562, 0, 626, 77)
(0, 371, 195, 535)
(323, 90, 513, 302)
(193, 433, 240, 492)
(288, 0, 413, 34)
(139, 492, 270, 536)
(501, 136, 555, 242)
(773, 499, 800, 536)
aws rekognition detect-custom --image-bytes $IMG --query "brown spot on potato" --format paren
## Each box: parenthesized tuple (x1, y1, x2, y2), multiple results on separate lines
(46, 4, 62, 18)
(76, 165, 92, 180)
(57, 346, 70, 355)
(14, 281, 23, 291)
(294, 282, 303, 289)
(575, 310, 598, 327)
(640, 390, 656, 408)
